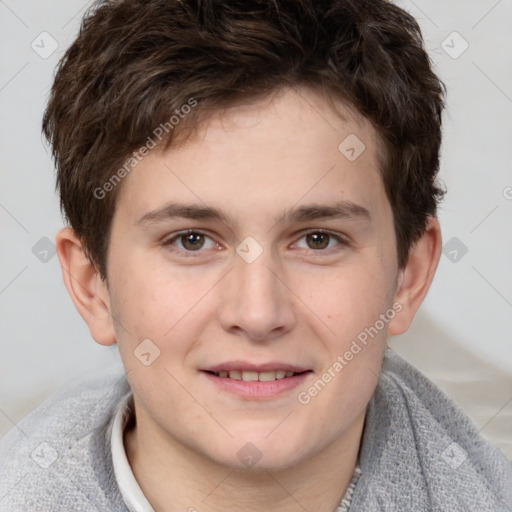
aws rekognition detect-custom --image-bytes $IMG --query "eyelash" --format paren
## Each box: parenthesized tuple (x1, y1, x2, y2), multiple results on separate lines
(162, 229, 349, 256)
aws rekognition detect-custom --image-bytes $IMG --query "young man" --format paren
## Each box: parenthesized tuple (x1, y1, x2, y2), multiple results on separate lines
(1, 0, 511, 510)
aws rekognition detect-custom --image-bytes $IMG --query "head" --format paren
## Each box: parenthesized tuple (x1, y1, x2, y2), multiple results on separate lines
(47, 0, 445, 471)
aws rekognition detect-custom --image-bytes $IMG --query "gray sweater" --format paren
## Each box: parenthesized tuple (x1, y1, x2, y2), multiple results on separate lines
(1, 349, 511, 511)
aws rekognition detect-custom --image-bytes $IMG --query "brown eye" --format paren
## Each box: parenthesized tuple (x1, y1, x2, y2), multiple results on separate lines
(305, 232, 331, 250)
(180, 232, 205, 250)
(165, 231, 216, 252)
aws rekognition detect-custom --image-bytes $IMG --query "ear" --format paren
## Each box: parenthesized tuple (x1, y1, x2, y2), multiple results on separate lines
(388, 216, 442, 335)
(55, 227, 116, 346)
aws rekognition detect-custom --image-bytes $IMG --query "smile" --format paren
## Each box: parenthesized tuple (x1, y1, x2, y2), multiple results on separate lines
(207, 370, 302, 381)
(201, 367, 313, 399)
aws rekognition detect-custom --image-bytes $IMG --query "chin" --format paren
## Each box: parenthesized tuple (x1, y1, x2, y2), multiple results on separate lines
(203, 430, 311, 472)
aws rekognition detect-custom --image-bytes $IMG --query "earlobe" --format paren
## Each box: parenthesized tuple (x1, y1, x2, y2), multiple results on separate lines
(388, 216, 442, 335)
(55, 227, 116, 346)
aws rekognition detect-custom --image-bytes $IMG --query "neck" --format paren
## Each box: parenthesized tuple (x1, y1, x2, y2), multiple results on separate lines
(125, 404, 364, 512)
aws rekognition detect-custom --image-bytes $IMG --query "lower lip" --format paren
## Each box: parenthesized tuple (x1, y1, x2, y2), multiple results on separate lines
(201, 371, 312, 399)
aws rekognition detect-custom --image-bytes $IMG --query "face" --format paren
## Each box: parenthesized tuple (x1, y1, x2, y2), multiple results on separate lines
(105, 86, 401, 470)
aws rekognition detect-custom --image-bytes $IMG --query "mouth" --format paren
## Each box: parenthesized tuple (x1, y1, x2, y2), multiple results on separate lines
(200, 363, 313, 399)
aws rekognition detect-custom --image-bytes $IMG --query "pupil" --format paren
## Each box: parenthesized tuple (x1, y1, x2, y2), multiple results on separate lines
(307, 232, 329, 249)
(183, 233, 204, 250)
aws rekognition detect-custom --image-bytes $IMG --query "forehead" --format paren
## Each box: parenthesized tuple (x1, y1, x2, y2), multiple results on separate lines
(114, 86, 388, 226)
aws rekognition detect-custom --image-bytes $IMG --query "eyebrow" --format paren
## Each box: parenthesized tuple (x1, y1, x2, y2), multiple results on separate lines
(135, 200, 371, 227)
(135, 203, 228, 226)
(279, 201, 371, 224)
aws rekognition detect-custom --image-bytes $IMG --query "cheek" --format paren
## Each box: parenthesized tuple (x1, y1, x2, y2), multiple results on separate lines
(109, 256, 222, 371)
(301, 261, 395, 338)
(111, 252, 204, 325)
(299, 267, 390, 404)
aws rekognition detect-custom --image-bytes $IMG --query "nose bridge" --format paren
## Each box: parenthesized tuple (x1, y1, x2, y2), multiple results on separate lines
(219, 244, 294, 340)
(239, 254, 278, 303)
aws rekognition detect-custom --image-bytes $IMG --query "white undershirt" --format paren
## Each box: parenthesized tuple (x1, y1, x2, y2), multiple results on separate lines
(110, 392, 361, 512)
(111, 393, 155, 512)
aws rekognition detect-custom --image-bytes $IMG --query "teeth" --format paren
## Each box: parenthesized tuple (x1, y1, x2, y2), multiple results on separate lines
(258, 371, 277, 382)
(214, 370, 298, 381)
(242, 371, 259, 382)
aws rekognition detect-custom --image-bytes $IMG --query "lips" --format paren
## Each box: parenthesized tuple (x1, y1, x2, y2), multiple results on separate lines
(201, 361, 312, 389)
(201, 366, 312, 399)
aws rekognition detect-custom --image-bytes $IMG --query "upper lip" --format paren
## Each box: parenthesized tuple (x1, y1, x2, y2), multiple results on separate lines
(203, 361, 311, 373)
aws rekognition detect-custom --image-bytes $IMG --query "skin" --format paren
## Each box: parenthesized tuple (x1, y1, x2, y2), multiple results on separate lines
(57, 85, 442, 512)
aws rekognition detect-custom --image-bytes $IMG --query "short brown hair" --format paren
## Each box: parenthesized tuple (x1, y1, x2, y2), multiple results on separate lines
(43, 0, 446, 279)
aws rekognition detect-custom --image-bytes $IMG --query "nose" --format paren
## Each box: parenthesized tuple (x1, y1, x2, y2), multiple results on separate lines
(218, 248, 296, 342)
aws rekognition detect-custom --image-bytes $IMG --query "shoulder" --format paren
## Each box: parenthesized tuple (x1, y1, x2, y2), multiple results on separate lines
(0, 361, 130, 511)
(350, 348, 512, 512)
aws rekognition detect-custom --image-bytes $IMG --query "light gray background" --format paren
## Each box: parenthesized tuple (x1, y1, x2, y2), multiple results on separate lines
(1, 1, 511, 459)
